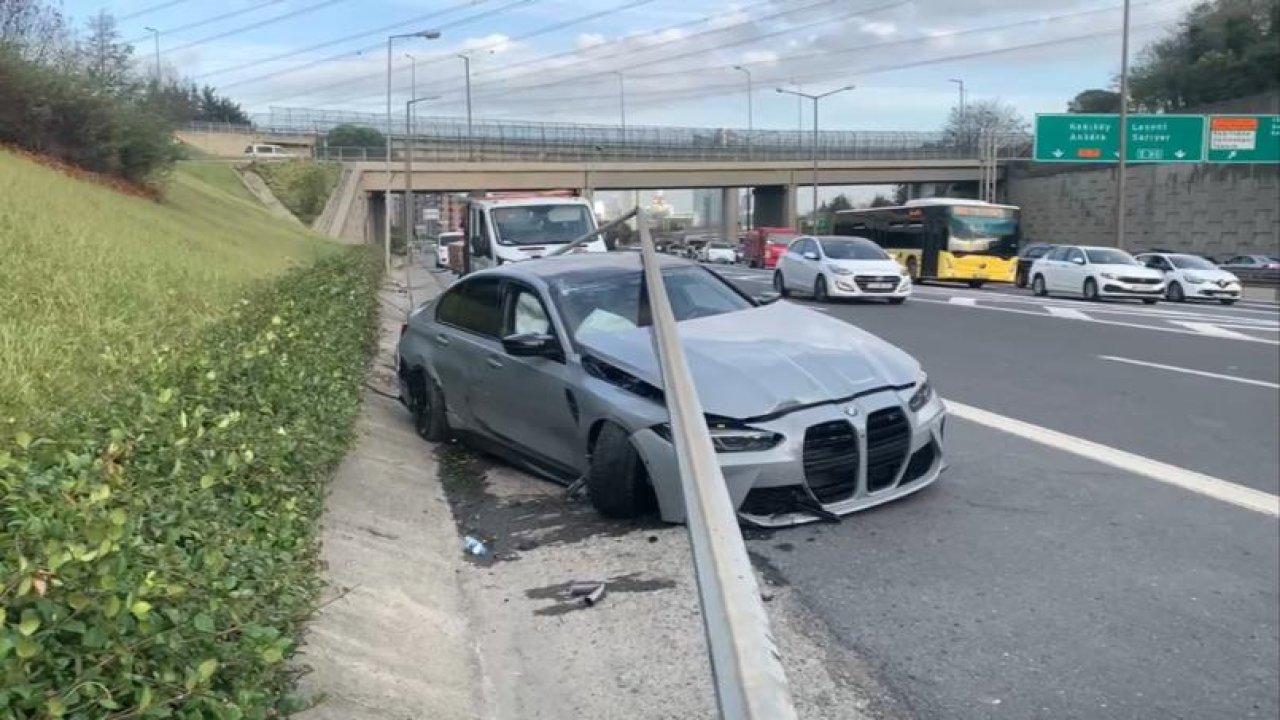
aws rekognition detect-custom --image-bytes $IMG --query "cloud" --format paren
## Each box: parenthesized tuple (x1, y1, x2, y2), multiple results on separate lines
(859, 20, 896, 38)
(463, 34, 515, 56)
(741, 49, 778, 64)
(576, 33, 607, 50)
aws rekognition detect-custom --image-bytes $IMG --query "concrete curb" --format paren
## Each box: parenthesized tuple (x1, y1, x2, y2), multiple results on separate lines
(294, 262, 481, 719)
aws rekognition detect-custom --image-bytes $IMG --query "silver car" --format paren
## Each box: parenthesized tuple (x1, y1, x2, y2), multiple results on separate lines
(397, 253, 946, 527)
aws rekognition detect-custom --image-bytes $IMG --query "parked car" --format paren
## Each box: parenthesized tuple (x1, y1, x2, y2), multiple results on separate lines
(397, 253, 945, 527)
(1220, 254, 1280, 270)
(435, 231, 463, 269)
(700, 241, 737, 264)
(1015, 243, 1056, 288)
(243, 143, 296, 159)
(1135, 252, 1242, 304)
(773, 236, 911, 304)
(1028, 245, 1164, 303)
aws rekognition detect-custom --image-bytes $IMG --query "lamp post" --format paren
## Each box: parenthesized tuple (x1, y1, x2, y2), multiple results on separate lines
(613, 71, 626, 149)
(776, 84, 855, 230)
(1115, 0, 1131, 250)
(384, 29, 440, 273)
(143, 26, 160, 81)
(732, 65, 753, 229)
(405, 95, 440, 314)
(456, 54, 473, 160)
(948, 78, 965, 118)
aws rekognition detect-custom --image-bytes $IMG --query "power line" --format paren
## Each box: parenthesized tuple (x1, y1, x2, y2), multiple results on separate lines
(125, 0, 282, 45)
(117, 0, 198, 22)
(272, 0, 667, 106)
(163, 0, 355, 56)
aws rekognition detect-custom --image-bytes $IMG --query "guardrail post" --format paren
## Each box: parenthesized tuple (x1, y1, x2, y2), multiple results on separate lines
(635, 209, 799, 720)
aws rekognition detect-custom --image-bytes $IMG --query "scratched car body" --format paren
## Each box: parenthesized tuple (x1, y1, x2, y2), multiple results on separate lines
(397, 253, 946, 527)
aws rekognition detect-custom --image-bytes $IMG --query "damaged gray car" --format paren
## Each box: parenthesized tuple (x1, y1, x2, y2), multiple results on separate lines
(397, 253, 945, 527)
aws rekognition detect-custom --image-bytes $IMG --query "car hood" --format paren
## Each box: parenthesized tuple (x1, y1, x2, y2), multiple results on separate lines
(1094, 263, 1162, 278)
(1179, 268, 1239, 282)
(576, 300, 920, 419)
(827, 259, 905, 275)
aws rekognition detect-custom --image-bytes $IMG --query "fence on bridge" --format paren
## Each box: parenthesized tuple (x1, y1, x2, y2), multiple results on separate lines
(182, 106, 1031, 164)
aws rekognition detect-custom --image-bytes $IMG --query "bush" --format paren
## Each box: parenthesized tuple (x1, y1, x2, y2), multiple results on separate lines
(324, 123, 384, 150)
(0, 45, 181, 185)
(0, 249, 380, 717)
(251, 160, 342, 226)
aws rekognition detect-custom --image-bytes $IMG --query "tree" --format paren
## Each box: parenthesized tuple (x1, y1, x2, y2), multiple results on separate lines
(1129, 0, 1279, 110)
(327, 123, 384, 149)
(893, 184, 909, 205)
(77, 10, 132, 94)
(941, 98, 1029, 149)
(869, 194, 894, 208)
(1068, 88, 1121, 113)
(0, 0, 70, 62)
(197, 85, 249, 124)
(817, 193, 853, 213)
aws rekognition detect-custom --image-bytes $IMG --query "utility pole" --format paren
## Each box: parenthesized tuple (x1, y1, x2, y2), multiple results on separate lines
(733, 65, 754, 229)
(143, 26, 160, 82)
(776, 85, 855, 231)
(613, 71, 626, 147)
(384, 30, 440, 274)
(1115, 0, 1131, 250)
(457, 54, 473, 160)
(405, 95, 439, 315)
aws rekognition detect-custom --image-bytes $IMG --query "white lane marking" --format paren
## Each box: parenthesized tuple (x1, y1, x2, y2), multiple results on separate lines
(1046, 305, 1091, 320)
(948, 297, 977, 306)
(945, 399, 1280, 517)
(1169, 321, 1258, 341)
(911, 297, 1280, 345)
(1099, 355, 1280, 389)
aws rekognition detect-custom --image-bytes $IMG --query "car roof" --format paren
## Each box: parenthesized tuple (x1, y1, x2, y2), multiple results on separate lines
(469, 250, 696, 284)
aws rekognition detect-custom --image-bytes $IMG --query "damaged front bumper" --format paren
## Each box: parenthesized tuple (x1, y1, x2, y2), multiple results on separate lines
(632, 388, 946, 528)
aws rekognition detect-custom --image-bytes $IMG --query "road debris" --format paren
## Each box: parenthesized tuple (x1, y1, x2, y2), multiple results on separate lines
(463, 535, 488, 557)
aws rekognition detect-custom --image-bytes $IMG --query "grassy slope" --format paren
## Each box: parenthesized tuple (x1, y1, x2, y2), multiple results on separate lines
(0, 153, 331, 425)
(252, 160, 343, 225)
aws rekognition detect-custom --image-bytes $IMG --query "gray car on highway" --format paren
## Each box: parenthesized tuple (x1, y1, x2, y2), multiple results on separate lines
(397, 253, 946, 527)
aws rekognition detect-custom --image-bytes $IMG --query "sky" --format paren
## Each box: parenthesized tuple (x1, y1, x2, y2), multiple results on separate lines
(71, 0, 1202, 132)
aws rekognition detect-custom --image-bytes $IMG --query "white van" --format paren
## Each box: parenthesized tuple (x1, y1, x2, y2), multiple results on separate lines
(243, 144, 296, 159)
(463, 196, 605, 273)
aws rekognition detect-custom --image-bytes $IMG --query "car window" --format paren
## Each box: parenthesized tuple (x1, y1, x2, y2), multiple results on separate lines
(437, 277, 502, 337)
(1227, 256, 1248, 265)
(1084, 248, 1135, 264)
(1169, 254, 1215, 270)
(1067, 248, 1086, 264)
(554, 266, 751, 339)
(509, 287, 552, 336)
(1025, 245, 1051, 259)
(1045, 247, 1068, 261)
(819, 237, 888, 260)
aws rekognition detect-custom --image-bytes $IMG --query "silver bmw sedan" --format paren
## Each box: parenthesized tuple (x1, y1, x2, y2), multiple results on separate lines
(397, 252, 945, 528)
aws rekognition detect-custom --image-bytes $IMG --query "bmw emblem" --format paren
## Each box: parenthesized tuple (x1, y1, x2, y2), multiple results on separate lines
(844, 406, 859, 417)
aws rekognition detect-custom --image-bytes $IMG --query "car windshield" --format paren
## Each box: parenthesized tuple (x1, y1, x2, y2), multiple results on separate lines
(1085, 248, 1137, 265)
(819, 238, 888, 260)
(553, 266, 751, 339)
(709, 243, 733, 249)
(767, 234, 796, 246)
(1024, 245, 1052, 259)
(1170, 254, 1216, 270)
(490, 204, 594, 246)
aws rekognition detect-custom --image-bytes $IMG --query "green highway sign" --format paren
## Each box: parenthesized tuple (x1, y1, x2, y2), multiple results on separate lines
(1207, 115, 1280, 164)
(1034, 114, 1206, 163)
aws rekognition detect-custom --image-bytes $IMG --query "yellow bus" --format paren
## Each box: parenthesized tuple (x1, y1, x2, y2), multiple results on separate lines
(832, 199, 1021, 287)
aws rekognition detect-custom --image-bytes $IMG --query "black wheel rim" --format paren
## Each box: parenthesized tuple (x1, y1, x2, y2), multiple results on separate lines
(774, 273, 783, 292)
(816, 279, 826, 300)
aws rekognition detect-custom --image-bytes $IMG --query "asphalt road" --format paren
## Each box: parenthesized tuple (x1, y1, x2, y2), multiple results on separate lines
(709, 264, 1280, 720)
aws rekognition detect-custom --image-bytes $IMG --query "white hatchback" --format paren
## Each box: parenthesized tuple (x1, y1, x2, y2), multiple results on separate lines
(1029, 245, 1164, 303)
(773, 236, 911, 303)
(1135, 252, 1242, 305)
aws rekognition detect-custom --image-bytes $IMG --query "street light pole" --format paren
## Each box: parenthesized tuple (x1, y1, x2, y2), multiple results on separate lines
(405, 95, 440, 315)
(733, 65, 753, 159)
(143, 26, 160, 81)
(948, 78, 965, 118)
(777, 84, 855, 230)
(460, 54, 474, 159)
(613, 71, 626, 148)
(1115, 0, 1131, 251)
(384, 30, 440, 274)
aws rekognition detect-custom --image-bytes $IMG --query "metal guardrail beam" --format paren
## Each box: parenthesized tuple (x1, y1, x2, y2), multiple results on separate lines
(635, 208, 798, 720)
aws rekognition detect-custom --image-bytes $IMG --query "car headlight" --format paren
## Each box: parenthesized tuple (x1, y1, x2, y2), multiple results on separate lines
(652, 422, 783, 452)
(1100, 272, 1118, 280)
(1184, 274, 1206, 284)
(908, 377, 933, 413)
(828, 266, 853, 276)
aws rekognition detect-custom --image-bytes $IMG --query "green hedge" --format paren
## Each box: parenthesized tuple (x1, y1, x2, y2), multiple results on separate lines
(0, 249, 380, 718)
(250, 161, 342, 226)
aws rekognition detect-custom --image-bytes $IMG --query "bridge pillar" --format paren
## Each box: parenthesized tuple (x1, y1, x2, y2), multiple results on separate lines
(752, 185, 796, 228)
(720, 187, 740, 246)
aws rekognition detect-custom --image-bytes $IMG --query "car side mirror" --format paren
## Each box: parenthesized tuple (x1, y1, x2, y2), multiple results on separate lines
(502, 332, 561, 359)
(755, 291, 781, 305)
(803, 251, 819, 261)
(1071, 257, 1086, 265)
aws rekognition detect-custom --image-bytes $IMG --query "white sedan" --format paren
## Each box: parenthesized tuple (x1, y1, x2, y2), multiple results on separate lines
(1029, 245, 1164, 304)
(1136, 252, 1242, 305)
(773, 235, 911, 303)
(435, 231, 463, 269)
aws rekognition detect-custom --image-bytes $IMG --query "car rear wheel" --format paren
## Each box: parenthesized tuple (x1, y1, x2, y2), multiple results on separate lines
(813, 276, 829, 302)
(587, 423, 654, 519)
(1220, 299, 1237, 305)
(905, 256, 920, 280)
(888, 297, 906, 305)
(408, 370, 449, 442)
(1015, 267, 1027, 288)
(773, 270, 789, 297)
(1032, 275, 1048, 296)
(1083, 278, 1100, 301)
(1142, 298, 1159, 305)
(1166, 282, 1185, 302)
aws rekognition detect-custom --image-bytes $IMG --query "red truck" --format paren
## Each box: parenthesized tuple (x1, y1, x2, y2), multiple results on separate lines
(741, 227, 799, 269)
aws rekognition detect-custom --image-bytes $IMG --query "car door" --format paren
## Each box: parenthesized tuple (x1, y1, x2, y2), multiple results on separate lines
(467, 206, 494, 273)
(430, 276, 504, 431)
(1059, 247, 1088, 292)
(778, 238, 803, 289)
(1038, 246, 1065, 290)
(471, 283, 582, 473)
(794, 238, 821, 289)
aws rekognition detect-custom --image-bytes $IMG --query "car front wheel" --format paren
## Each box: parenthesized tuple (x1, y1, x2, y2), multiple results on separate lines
(1032, 275, 1048, 296)
(1166, 282, 1185, 302)
(813, 276, 829, 302)
(1083, 278, 1100, 301)
(408, 370, 449, 442)
(773, 270, 790, 297)
(586, 423, 654, 518)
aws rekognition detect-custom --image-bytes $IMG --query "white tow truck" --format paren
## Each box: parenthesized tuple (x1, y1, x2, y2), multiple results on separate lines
(456, 193, 606, 274)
